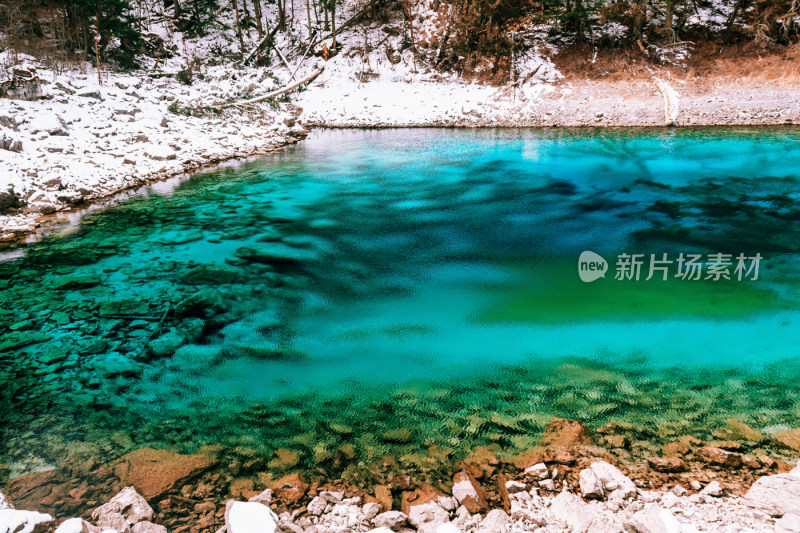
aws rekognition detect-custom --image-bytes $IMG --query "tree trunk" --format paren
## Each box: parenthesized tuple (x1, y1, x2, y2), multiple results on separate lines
(94, 11, 102, 86)
(632, 0, 648, 41)
(331, 0, 337, 47)
(725, 0, 749, 41)
(253, 0, 264, 36)
(232, 0, 244, 50)
(306, 0, 312, 34)
(664, 0, 675, 30)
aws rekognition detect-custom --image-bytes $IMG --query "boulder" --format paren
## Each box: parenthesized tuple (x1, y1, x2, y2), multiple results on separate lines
(0, 509, 54, 533)
(91, 486, 154, 525)
(451, 471, 487, 514)
(522, 463, 549, 481)
(745, 472, 800, 516)
(579, 469, 604, 499)
(698, 446, 742, 468)
(270, 473, 307, 506)
(477, 509, 509, 532)
(112, 448, 218, 501)
(777, 513, 800, 533)
(372, 511, 408, 530)
(700, 481, 723, 498)
(406, 500, 449, 533)
(224, 501, 279, 533)
(28, 115, 68, 136)
(588, 461, 637, 499)
(94, 511, 129, 533)
(363, 502, 381, 520)
(647, 457, 686, 473)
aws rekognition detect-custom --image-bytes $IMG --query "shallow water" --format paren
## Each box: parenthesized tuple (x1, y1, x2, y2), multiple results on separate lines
(3, 127, 800, 481)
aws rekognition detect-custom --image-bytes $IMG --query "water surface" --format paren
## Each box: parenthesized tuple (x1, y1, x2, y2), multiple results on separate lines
(3, 127, 800, 483)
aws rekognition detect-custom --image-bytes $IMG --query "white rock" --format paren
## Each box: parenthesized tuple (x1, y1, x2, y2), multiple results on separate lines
(130, 522, 167, 533)
(362, 502, 381, 520)
(54, 518, 87, 533)
(407, 501, 449, 532)
(745, 473, 800, 516)
(372, 511, 408, 530)
(224, 501, 279, 533)
(0, 509, 54, 533)
(366, 528, 394, 533)
(436, 523, 461, 533)
(700, 481, 723, 498)
(627, 504, 688, 533)
(524, 463, 549, 480)
(478, 509, 509, 532)
(777, 512, 800, 533)
(549, 491, 606, 533)
(589, 461, 637, 498)
(307, 497, 326, 516)
(247, 489, 272, 506)
(92, 486, 154, 525)
(579, 469, 604, 499)
(505, 480, 527, 494)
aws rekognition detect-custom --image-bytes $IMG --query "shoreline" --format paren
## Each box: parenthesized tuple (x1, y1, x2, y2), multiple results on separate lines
(3, 417, 799, 533)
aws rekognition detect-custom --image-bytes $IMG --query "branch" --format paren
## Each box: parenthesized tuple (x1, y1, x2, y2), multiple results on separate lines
(217, 68, 324, 108)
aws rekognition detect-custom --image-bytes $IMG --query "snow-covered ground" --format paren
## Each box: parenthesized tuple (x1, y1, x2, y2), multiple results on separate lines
(1, 0, 799, 240)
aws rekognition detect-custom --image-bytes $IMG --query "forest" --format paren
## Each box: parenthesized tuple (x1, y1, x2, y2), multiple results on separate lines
(0, 0, 798, 79)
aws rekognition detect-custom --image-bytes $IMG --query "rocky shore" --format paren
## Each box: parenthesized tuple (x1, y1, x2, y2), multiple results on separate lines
(0, 57, 308, 242)
(4, 418, 800, 533)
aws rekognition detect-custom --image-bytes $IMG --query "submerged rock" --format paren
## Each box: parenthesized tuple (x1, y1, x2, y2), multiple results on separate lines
(179, 264, 246, 285)
(234, 244, 319, 264)
(112, 448, 218, 501)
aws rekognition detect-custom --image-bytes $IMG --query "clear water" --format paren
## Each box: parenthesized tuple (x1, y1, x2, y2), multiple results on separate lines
(3, 128, 800, 483)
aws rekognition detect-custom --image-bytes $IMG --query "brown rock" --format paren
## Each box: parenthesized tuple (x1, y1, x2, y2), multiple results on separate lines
(662, 441, 691, 457)
(271, 473, 308, 506)
(462, 446, 500, 479)
(496, 472, 511, 512)
(400, 482, 443, 516)
(722, 419, 765, 443)
(698, 446, 743, 468)
(374, 484, 393, 511)
(647, 457, 687, 472)
(539, 418, 590, 450)
(228, 479, 254, 498)
(773, 428, 800, 451)
(4, 469, 66, 510)
(112, 448, 218, 501)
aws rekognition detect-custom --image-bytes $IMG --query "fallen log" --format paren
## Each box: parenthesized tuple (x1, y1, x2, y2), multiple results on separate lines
(217, 68, 324, 108)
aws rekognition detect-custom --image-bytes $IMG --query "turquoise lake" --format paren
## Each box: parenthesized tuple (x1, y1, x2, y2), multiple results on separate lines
(3, 127, 800, 482)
